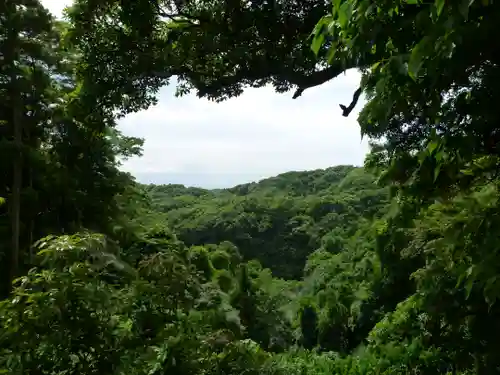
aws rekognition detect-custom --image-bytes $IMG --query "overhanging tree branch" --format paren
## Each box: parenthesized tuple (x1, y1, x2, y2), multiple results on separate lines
(291, 64, 348, 99)
(339, 86, 362, 117)
(140, 54, 367, 115)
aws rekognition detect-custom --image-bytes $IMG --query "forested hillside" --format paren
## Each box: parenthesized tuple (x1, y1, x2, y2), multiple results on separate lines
(144, 166, 389, 279)
(2, 0, 500, 374)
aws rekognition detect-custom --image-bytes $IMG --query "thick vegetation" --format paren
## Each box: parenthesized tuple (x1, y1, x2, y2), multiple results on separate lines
(1, 0, 500, 374)
(144, 165, 389, 279)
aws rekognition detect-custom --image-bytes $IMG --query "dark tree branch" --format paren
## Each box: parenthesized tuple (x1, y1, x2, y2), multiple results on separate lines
(148, 63, 352, 101)
(339, 87, 362, 117)
(292, 88, 304, 99)
(291, 64, 347, 99)
(146, 57, 365, 109)
(149, 3, 366, 106)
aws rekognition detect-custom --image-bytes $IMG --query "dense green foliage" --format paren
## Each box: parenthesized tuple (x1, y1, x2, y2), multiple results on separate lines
(144, 165, 389, 279)
(1, 0, 500, 374)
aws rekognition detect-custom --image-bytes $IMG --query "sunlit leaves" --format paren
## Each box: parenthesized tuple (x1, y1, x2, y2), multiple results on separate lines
(0, 231, 268, 375)
(310, 14, 337, 58)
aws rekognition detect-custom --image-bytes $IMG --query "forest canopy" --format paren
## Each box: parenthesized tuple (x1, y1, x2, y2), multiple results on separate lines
(1, 0, 500, 374)
(144, 166, 389, 279)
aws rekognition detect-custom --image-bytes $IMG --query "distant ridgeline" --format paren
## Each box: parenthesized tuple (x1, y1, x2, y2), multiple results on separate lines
(142, 166, 390, 279)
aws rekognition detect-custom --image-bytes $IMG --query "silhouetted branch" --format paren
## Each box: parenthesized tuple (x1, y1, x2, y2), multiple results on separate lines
(292, 64, 348, 99)
(339, 87, 362, 117)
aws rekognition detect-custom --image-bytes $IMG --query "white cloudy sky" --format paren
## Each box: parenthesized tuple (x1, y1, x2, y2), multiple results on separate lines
(41, 0, 370, 187)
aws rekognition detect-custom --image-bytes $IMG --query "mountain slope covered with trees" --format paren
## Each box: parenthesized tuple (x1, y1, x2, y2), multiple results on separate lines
(144, 165, 389, 279)
(2, 0, 500, 374)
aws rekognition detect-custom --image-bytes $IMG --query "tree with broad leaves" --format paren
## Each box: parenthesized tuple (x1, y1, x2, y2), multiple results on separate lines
(64, 0, 378, 119)
(311, 0, 500, 202)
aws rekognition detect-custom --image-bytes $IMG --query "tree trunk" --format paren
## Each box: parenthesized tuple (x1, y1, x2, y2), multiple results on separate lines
(28, 168, 34, 264)
(6, 4, 22, 293)
(9, 73, 23, 287)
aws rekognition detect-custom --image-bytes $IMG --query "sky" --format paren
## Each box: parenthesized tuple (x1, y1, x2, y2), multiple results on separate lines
(41, 0, 370, 188)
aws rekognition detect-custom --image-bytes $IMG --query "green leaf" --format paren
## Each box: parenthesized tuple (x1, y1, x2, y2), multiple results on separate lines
(408, 36, 431, 80)
(311, 33, 325, 55)
(371, 61, 381, 72)
(332, 0, 341, 13)
(310, 15, 333, 36)
(337, 2, 352, 28)
(427, 140, 439, 154)
(435, 149, 445, 162)
(465, 277, 474, 299)
(310, 16, 325, 37)
(310, 14, 336, 56)
(364, 4, 375, 17)
(326, 43, 338, 63)
(435, 0, 445, 16)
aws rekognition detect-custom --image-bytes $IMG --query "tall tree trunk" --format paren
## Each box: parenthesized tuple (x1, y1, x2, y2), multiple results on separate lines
(28, 168, 34, 265)
(6, 3, 22, 293)
(9, 71, 22, 288)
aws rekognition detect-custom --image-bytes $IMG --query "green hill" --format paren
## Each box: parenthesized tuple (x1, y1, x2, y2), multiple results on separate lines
(143, 166, 390, 279)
